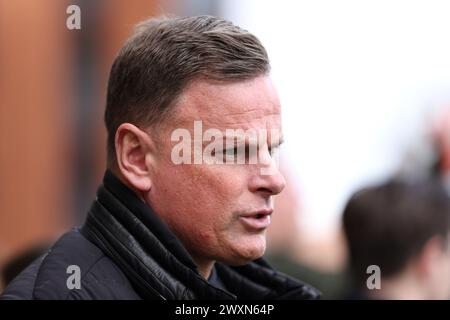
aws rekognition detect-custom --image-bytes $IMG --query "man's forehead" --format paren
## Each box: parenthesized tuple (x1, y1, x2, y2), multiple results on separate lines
(172, 76, 282, 129)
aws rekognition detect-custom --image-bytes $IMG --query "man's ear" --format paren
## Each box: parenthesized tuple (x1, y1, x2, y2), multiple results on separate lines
(115, 123, 155, 192)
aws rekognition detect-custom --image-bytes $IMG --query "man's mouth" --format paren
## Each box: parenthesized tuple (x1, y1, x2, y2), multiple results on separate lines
(239, 209, 273, 230)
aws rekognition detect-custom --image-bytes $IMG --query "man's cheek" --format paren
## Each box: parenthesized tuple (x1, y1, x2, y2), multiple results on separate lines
(213, 166, 247, 190)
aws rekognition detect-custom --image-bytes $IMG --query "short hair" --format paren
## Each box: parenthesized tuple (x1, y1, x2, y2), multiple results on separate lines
(104, 15, 270, 166)
(343, 178, 450, 287)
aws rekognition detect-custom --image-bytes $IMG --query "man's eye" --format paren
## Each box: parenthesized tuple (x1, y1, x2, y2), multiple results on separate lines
(223, 148, 237, 156)
(269, 145, 280, 156)
(223, 146, 249, 163)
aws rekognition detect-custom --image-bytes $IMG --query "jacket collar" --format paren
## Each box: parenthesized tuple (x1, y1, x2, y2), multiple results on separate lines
(102, 169, 198, 270)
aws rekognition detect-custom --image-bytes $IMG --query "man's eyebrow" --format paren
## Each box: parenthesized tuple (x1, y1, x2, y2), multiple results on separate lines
(201, 134, 285, 148)
(225, 135, 285, 143)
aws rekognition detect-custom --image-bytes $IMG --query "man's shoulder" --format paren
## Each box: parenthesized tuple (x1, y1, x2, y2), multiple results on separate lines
(1, 229, 139, 300)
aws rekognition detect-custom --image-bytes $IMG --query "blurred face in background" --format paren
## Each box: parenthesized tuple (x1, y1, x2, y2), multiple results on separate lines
(427, 235, 450, 299)
(145, 75, 286, 268)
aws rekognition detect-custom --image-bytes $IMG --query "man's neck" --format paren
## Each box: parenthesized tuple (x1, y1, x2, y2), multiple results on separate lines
(368, 270, 426, 300)
(193, 257, 216, 279)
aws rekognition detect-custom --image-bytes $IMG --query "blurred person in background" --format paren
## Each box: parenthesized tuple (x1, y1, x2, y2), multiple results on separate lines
(431, 106, 450, 195)
(0, 15, 319, 300)
(342, 178, 450, 299)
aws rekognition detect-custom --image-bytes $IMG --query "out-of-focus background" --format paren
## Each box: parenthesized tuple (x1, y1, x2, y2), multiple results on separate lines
(2, 0, 450, 298)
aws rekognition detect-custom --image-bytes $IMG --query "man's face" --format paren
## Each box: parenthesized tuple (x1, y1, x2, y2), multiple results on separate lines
(145, 75, 286, 266)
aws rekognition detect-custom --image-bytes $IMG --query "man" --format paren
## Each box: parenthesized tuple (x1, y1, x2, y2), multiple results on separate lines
(1, 16, 319, 299)
(343, 178, 450, 299)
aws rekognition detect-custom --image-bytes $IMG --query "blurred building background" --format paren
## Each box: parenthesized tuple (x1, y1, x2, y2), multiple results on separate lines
(1, 0, 450, 297)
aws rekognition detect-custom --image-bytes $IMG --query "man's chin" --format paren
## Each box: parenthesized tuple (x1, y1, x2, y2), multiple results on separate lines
(222, 239, 267, 266)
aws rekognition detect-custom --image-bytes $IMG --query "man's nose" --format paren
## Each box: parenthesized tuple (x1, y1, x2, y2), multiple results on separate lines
(248, 152, 286, 196)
